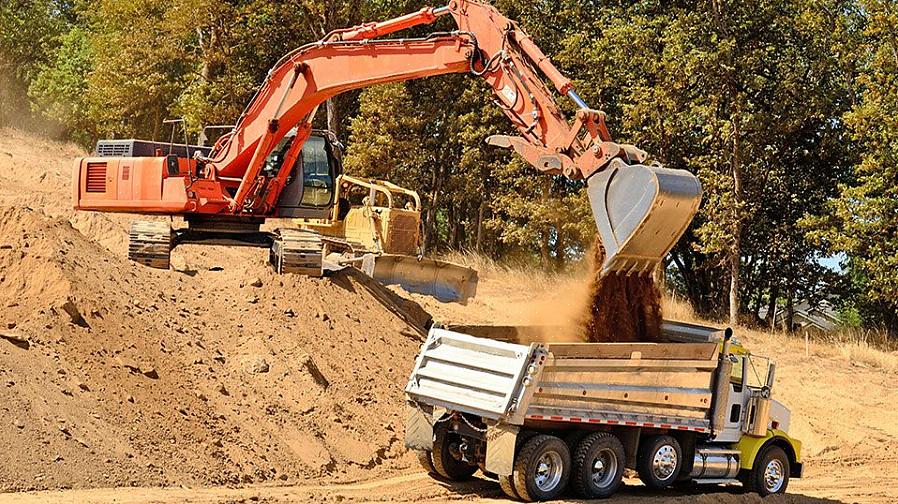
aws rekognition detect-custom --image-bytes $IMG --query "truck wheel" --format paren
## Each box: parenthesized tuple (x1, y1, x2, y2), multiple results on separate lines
(431, 425, 477, 481)
(571, 432, 625, 499)
(497, 429, 538, 499)
(636, 435, 682, 489)
(744, 446, 790, 496)
(513, 434, 571, 501)
(416, 450, 436, 475)
(499, 474, 520, 499)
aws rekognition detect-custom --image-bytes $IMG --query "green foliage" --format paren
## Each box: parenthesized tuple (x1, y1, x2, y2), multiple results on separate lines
(804, 0, 898, 331)
(28, 27, 93, 146)
(0, 0, 73, 128)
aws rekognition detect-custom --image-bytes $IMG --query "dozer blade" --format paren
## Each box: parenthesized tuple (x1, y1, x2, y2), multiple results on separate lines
(371, 255, 478, 303)
(587, 160, 702, 276)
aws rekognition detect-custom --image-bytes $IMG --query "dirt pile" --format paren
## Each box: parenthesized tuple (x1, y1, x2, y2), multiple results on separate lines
(581, 238, 663, 342)
(0, 200, 429, 492)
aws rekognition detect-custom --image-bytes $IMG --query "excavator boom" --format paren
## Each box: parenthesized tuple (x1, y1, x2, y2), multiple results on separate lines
(73, 0, 701, 276)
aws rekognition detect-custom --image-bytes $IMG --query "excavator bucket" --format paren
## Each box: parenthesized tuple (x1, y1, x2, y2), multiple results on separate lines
(371, 255, 478, 304)
(587, 160, 702, 276)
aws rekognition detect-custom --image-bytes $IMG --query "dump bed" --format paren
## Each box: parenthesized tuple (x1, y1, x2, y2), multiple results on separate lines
(405, 328, 722, 433)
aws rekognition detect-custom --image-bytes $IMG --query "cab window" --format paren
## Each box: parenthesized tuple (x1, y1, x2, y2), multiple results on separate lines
(262, 136, 293, 175)
(300, 136, 334, 207)
(730, 355, 745, 386)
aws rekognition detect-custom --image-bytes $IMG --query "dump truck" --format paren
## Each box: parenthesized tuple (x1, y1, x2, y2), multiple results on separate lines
(404, 322, 802, 501)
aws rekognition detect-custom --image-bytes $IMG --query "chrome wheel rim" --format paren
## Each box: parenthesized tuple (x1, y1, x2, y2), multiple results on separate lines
(534, 451, 564, 491)
(764, 459, 785, 493)
(591, 448, 618, 488)
(652, 445, 677, 481)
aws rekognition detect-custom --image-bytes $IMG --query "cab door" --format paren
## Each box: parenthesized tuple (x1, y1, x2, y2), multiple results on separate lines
(275, 134, 340, 218)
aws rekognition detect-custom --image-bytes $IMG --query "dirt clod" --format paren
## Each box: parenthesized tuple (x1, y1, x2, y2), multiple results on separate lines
(247, 358, 270, 374)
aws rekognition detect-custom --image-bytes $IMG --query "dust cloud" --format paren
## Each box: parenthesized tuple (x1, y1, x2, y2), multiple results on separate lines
(510, 237, 664, 345)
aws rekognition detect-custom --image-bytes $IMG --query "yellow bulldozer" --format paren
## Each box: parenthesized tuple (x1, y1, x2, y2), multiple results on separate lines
(295, 161, 478, 303)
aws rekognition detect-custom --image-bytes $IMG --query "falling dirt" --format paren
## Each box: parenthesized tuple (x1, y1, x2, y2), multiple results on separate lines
(580, 238, 663, 342)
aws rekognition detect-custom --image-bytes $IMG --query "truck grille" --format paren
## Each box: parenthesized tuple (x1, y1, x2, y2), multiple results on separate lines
(85, 162, 107, 193)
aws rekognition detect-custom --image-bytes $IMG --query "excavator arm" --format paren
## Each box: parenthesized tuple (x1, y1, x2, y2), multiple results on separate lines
(74, 0, 701, 276)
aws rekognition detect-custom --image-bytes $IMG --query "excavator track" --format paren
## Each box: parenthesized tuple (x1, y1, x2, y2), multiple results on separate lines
(128, 221, 173, 270)
(270, 228, 324, 276)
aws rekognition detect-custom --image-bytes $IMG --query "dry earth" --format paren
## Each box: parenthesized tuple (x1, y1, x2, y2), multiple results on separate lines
(0, 129, 896, 503)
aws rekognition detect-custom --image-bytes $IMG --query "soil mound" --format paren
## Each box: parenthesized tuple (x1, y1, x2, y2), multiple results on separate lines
(0, 204, 428, 491)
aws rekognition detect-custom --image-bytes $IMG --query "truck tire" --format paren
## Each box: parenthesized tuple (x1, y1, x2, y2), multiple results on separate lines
(499, 474, 520, 499)
(743, 445, 790, 496)
(416, 450, 436, 475)
(432, 424, 477, 481)
(571, 432, 626, 499)
(512, 434, 571, 502)
(636, 435, 682, 489)
(497, 429, 538, 500)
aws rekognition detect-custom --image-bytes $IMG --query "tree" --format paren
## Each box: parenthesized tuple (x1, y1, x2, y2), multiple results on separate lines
(805, 0, 898, 333)
(28, 27, 94, 146)
(0, 0, 73, 130)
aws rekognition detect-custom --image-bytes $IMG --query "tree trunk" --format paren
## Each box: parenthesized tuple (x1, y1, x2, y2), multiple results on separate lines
(729, 248, 740, 327)
(475, 202, 484, 252)
(767, 283, 779, 330)
(728, 119, 743, 328)
(784, 287, 795, 333)
(423, 164, 444, 252)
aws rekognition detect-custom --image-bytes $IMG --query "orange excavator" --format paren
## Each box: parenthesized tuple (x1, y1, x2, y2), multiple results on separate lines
(72, 0, 701, 285)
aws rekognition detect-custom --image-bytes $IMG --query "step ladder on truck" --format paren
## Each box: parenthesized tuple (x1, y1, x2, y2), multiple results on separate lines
(404, 322, 802, 501)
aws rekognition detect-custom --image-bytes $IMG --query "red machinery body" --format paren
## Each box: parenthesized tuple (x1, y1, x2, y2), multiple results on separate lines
(73, 0, 702, 276)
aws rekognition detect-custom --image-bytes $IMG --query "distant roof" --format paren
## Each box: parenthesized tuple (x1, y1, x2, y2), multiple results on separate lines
(758, 299, 840, 332)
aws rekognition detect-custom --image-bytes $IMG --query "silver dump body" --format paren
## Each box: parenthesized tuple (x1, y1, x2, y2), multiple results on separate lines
(405, 327, 723, 433)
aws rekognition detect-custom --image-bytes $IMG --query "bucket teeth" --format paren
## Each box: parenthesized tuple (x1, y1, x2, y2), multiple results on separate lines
(128, 221, 172, 270)
(270, 228, 324, 276)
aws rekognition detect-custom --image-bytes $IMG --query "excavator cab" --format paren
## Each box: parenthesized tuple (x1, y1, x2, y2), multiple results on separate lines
(273, 130, 341, 219)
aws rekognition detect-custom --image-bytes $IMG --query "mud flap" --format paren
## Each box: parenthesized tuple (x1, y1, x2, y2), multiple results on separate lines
(587, 159, 701, 276)
(372, 255, 478, 303)
(485, 423, 519, 476)
(405, 403, 435, 451)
